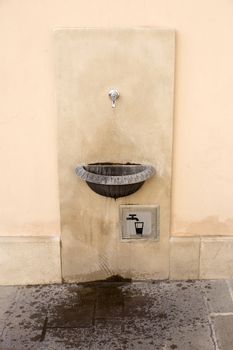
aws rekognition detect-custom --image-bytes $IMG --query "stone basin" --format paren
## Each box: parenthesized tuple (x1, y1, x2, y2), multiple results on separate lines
(75, 163, 156, 199)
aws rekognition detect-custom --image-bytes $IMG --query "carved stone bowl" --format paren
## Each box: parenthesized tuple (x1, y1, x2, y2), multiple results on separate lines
(75, 163, 155, 199)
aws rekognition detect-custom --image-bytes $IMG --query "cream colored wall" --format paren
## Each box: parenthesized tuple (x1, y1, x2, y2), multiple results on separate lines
(0, 0, 233, 239)
(1, 0, 233, 239)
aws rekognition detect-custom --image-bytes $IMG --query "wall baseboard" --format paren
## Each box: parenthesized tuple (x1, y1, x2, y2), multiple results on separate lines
(170, 236, 233, 280)
(1, 234, 232, 284)
(0, 236, 62, 285)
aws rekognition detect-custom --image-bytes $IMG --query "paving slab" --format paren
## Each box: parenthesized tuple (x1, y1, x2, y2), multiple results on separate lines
(95, 285, 124, 319)
(122, 281, 214, 350)
(165, 323, 215, 350)
(212, 315, 233, 350)
(37, 328, 92, 350)
(0, 287, 18, 337)
(201, 280, 233, 313)
(227, 279, 233, 300)
(0, 285, 60, 349)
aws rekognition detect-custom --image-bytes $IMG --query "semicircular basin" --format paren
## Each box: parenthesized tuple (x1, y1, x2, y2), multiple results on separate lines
(75, 163, 155, 199)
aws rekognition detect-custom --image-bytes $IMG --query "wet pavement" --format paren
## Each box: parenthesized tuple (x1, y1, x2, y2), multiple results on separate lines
(0, 279, 233, 349)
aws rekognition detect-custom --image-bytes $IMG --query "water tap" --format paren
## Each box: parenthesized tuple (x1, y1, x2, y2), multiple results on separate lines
(108, 89, 120, 108)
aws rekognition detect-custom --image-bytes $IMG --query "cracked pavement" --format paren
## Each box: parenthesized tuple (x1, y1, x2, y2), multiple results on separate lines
(0, 279, 233, 349)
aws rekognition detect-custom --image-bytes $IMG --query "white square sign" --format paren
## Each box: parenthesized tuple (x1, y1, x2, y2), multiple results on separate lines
(120, 205, 160, 241)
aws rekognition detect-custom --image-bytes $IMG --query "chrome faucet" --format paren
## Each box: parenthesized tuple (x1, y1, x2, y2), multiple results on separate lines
(108, 89, 120, 108)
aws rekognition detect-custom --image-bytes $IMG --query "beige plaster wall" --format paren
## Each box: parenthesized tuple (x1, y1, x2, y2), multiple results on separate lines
(1, 0, 233, 240)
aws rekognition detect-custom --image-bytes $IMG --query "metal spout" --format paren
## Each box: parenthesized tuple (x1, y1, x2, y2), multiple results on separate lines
(108, 89, 119, 108)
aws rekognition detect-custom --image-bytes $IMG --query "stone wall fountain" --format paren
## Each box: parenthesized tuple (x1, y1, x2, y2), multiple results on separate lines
(75, 163, 155, 198)
(55, 28, 175, 282)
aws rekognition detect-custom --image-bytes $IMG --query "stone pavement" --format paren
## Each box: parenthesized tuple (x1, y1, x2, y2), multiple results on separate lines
(0, 279, 233, 350)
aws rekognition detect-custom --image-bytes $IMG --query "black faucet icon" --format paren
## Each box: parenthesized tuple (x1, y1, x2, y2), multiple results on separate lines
(126, 214, 144, 235)
(126, 214, 139, 221)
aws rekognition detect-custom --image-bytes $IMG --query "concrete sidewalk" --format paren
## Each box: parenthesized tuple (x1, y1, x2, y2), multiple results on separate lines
(0, 279, 233, 350)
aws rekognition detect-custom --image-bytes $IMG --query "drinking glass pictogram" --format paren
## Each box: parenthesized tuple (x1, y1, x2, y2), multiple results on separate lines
(135, 221, 144, 235)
